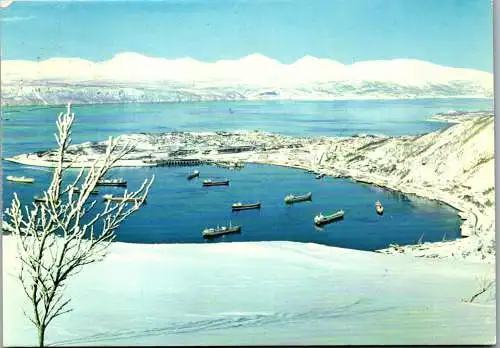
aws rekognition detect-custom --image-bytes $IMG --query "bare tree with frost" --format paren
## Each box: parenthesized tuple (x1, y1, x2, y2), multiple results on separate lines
(463, 274, 496, 303)
(4, 104, 154, 347)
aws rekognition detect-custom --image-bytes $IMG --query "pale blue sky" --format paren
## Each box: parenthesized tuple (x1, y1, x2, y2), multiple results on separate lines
(0, 0, 494, 72)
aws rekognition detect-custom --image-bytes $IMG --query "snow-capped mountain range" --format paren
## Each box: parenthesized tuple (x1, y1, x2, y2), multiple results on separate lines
(1, 53, 494, 105)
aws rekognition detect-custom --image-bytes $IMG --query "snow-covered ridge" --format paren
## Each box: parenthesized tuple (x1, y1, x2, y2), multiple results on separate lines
(1, 53, 494, 104)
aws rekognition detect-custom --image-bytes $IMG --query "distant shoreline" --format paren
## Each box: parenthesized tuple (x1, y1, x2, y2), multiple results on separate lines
(1, 96, 494, 109)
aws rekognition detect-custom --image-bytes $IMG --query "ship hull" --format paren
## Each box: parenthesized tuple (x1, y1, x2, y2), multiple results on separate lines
(6, 176, 34, 184)
(203, 226, 241, 238)
(96, 182, 127, 187)
(203, 181, 229, 187)
(285, 193, 312, 204)
(314, 211, 344, 226)
(314, 216, 344, 226)
(187, 173, 200, 180)
(232, 203, 261, 211)
(103, 195, 146, 204)
(73, 188, 99, 195)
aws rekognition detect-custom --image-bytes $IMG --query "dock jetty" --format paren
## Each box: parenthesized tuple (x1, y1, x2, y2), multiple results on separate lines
(142, 158, 205, 166)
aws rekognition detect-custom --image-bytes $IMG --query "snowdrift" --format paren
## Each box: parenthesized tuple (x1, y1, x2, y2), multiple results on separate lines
(2, 237, 495, 346)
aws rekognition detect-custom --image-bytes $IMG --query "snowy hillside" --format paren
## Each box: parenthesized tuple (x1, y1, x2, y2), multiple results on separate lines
(2, 237, 495, 346)
(1, 53, 493, 105)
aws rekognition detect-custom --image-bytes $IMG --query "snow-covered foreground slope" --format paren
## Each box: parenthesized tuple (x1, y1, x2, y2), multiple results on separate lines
(2, 236, 495, 346)
(1, 53, 493, 104)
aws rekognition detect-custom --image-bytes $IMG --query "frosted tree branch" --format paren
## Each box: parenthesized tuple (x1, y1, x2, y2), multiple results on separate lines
(5, 104, 154, 347)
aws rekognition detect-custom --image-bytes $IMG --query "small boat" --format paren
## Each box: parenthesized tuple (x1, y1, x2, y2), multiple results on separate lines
(72, 187, 99, 195)
(284, 192, 312, 204)
(203, 223, 241, 238)
(103, 194, 146, 204)
(314, 210, 344, 226)
(232, 202, 261, 211)
(315, 173, 325, 179)
(375, 200, 384, 215)
(215, 161, 245, 170)
(203, 179, 229, 187)
(34, 195, 47, 203)
(231, 162, 244, 169)
(187, 170, 200, 180)
(6, 175, 34, 184)
(96, 178, 127, 187)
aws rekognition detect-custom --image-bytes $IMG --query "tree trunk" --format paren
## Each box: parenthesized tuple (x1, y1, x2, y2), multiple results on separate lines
(38, 325, 45, 347)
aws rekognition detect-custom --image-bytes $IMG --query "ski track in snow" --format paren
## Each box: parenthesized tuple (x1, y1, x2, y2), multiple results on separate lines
(49, 299, 391, 345)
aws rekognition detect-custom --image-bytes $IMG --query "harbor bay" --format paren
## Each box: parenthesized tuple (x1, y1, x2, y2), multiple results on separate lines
(2, 163, 462, 250)
(3, 100, 489, 251)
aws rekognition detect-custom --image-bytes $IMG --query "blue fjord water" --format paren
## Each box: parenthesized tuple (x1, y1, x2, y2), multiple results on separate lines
(2, 99, 492, 250)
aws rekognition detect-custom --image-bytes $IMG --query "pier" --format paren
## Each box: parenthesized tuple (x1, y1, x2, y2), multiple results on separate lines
(142, 158, 205, 166)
